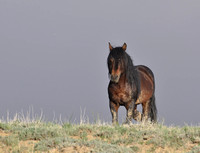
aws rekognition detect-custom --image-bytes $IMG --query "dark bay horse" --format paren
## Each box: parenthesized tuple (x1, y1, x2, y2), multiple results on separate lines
(107, 43, 157, 124)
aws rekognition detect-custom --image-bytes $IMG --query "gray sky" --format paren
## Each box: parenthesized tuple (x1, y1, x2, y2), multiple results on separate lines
(0, 0, 200, 125)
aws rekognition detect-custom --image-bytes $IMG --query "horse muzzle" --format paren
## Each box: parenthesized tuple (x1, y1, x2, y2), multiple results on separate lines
(110, 74, 120, 83)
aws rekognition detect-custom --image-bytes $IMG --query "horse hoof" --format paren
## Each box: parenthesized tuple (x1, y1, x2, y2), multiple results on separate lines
(122, 121, 133, 126)
(112, 122, 119, 126)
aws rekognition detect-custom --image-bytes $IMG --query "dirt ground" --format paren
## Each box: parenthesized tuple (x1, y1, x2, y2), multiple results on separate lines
(0, 130, 198, 153)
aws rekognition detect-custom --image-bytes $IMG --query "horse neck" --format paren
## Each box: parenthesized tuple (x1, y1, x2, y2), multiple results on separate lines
(118, 73, 127, 86)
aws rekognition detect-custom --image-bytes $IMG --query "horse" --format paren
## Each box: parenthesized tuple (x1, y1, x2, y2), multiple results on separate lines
(107, 43, 157, 124)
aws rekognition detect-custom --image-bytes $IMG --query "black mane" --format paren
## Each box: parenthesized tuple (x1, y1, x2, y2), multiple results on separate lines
(107, 47, 140, 99)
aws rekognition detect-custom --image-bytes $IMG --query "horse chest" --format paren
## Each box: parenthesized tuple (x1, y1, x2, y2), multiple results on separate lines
(109, 84, 132, 104)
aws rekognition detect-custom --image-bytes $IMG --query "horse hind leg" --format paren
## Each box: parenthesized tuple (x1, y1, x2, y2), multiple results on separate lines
(142, 95, 157, 122)
(142, 100, 150, 122)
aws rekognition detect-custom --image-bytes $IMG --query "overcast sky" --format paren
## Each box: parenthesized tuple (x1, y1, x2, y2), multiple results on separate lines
(0, 0, 200, 125)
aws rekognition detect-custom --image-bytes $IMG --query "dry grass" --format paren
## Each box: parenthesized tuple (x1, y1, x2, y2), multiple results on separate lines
(0, 111, 199, 153)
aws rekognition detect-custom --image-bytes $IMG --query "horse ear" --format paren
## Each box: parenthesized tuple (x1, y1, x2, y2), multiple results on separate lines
(122, 43, 127, 51)
(108, 42, 113, 51)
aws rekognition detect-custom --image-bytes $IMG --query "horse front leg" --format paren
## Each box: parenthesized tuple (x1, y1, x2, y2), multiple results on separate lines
(133, 104, 142, 122)
(109, 101, 119, 125)
(124, 101, 134, 124)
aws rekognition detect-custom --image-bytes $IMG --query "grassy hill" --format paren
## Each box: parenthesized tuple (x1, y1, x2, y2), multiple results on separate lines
(0, 117, 199, 153)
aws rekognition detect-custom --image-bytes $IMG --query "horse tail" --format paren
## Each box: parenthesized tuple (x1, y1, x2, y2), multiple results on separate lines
(149, 93, 157, 122)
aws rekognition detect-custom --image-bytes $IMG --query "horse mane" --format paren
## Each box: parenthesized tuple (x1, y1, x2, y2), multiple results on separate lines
(124, 50, 140, 99)
(108, 47, 140, 99)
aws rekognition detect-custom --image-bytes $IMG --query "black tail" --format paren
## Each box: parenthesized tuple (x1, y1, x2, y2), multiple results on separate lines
(149, 93, 157, 122)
